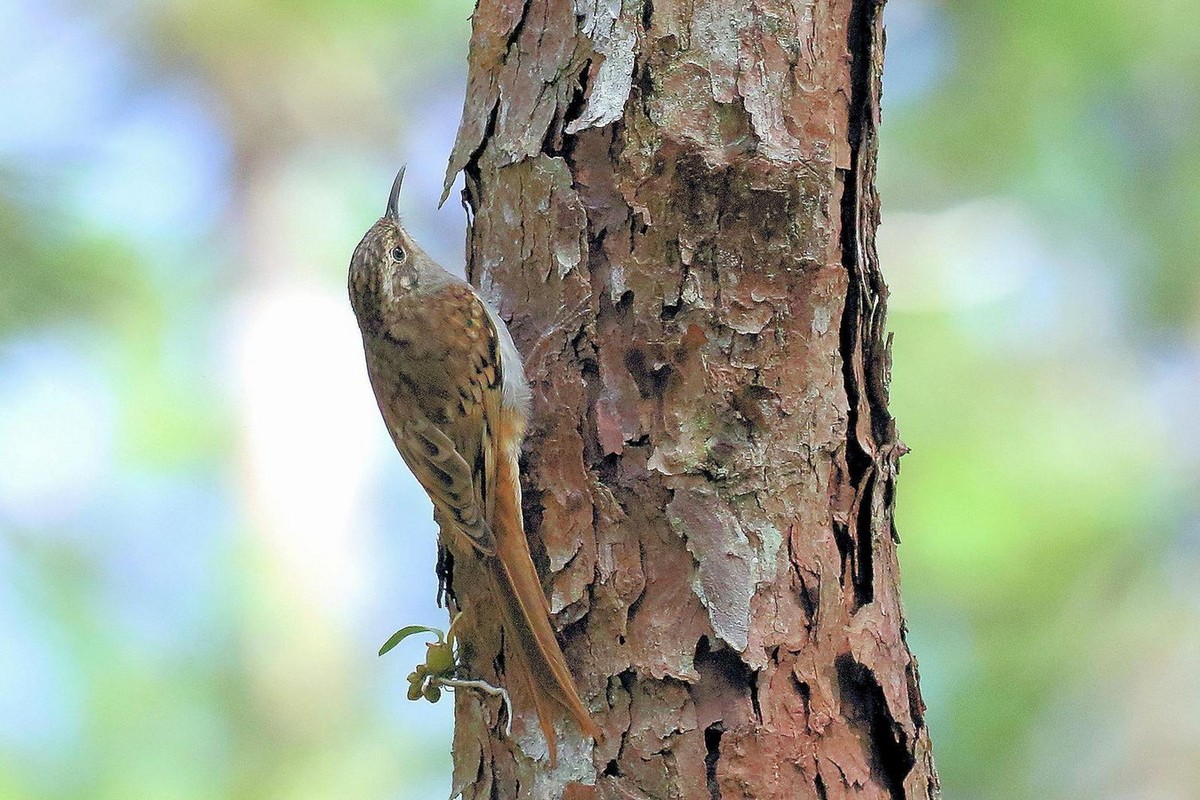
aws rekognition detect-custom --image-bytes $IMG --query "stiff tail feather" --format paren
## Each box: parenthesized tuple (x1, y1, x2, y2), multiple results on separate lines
(491, 450, 600, 765)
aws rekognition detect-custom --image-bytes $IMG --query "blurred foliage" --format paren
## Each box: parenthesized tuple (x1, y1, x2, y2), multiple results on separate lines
(0, 0, 1196, 799)
(881, 2, 1199, 797)
(0, 187, 143, 333)
(885, 0, 1200, 325)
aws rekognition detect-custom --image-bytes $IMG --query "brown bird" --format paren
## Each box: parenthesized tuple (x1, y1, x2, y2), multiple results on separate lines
(348, 167, 600, 764)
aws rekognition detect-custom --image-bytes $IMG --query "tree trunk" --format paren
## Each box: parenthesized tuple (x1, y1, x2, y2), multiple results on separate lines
(440, 1, 939, 797)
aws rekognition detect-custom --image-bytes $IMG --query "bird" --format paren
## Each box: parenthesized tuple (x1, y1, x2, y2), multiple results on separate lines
(348, 166, 600, 764)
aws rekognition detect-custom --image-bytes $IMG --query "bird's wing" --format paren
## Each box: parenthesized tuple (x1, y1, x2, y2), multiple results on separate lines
(464, 293, 507, 527)
(390, 413, 495, 555)
(374, 285, 508, 557)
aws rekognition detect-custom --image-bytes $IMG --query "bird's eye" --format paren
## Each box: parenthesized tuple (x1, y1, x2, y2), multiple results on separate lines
(391, 246, 406, 262)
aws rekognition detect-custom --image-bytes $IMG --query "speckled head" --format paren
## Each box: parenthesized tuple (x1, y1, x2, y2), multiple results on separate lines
(348, 166, 425, 318)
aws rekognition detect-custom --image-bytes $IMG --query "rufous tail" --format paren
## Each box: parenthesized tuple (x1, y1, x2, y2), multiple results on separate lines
(491, 448, 601, 765)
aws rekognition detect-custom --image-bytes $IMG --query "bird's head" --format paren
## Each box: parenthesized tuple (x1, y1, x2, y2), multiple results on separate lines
(348, 166, 427, 306)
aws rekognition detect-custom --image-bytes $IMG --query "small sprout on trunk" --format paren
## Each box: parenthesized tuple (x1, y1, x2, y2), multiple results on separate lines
(378, 614, 512, 731)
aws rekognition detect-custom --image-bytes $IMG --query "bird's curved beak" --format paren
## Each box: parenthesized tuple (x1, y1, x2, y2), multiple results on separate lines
(386, 165, 406, 222)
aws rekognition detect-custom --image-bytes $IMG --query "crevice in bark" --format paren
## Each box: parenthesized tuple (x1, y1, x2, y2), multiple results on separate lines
(797, 573, 817, 623)
(749, 670, 762, 724)
(695, 634, 757, 726)
(838, 0, 883, 611)
(521, 482, 550, 573)
(905, 661, 926, 728)
(459, 100, 500, 209)
(596, 452, 620, 486)
(836, 654, 915, 800)
(704, 723, 724, 800)
(633, 55, 655, 121)
(797, 677, 813, 727)
(832, 510, 854, 589)
(845, 0, 873, 154)
(854, 468, 877, 605)
(503, 0, 534, 56)
(436, 546, 455, 608)
(814, 773, 828, 800)
(577, 308, 603, 467)
(624, 562, 648, 624)
(551, 60, 593, 156)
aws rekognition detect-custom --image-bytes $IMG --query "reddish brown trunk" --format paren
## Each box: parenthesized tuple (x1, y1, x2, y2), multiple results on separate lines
(441, 1, 939, 797)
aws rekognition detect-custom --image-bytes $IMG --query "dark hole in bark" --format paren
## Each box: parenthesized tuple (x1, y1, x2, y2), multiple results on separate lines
(795, 678, 812, 718)
(521, 483, 549, 571)
(814, 773, 828, 800)
(580, 347, 601, 409)
(832, 516, 853, 586)
(797, 573, 817, 621)
(624, 348, 670, 399)
(695, 635, 759, 723)
(835, 654, 914, 800)
(704, 723, 724, 800)
(641, 0, 653, 30)
(597, 452, 620, 486)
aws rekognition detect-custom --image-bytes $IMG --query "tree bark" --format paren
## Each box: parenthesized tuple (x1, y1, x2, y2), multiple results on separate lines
(440, 1, 939, 797)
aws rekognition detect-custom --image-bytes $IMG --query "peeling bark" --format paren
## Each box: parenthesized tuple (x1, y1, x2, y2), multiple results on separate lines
(442, 1, 939, 797)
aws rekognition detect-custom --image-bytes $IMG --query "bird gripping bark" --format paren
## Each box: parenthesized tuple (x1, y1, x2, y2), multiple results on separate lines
(348, 167, 600, 765)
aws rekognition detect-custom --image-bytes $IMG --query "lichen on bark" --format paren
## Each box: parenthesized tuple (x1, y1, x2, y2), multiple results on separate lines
(440, 0, 940, 797)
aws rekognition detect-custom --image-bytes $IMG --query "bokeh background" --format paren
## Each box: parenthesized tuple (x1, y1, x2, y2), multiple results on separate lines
(1, 0, 1196, 797)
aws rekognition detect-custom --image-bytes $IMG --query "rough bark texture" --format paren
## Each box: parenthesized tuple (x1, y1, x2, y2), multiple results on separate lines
(441, 1, 939, 798)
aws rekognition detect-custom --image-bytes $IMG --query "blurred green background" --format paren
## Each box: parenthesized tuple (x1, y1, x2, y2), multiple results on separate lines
(0, 0, 1196, 798)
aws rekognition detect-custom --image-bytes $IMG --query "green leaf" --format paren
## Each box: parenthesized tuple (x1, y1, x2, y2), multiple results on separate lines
(378, 625, 444, 656)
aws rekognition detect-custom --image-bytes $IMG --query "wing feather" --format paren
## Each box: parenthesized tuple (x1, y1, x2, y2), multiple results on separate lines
(392, 415, 495, 554)
(370, 286, 509, 557)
